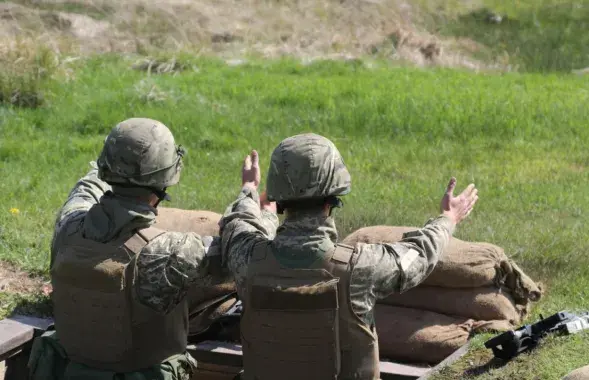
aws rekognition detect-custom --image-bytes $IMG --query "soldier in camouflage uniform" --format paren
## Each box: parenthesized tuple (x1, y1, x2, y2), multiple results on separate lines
(219, 133, 479, 380)
(29, 118, 220, 380)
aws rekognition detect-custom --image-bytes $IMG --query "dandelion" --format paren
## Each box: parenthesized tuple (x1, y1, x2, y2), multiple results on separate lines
(9, 208, 20, 215)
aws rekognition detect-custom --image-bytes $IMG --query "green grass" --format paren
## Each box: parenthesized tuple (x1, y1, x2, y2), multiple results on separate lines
(0, 56, 588, 378)
(422, 0, 589, 72)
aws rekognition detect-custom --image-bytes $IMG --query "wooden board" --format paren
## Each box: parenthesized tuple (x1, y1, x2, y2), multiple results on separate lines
(188, 341, 441, 380)
(0, 315, 53, 380)
(416, 341, 471, 380)
(0, 318, 36, 361)
(380, 361, 430, 380)
(0, 315, 469, 380)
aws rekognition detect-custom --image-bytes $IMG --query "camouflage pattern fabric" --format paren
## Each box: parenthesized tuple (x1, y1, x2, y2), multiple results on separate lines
(51, 162, 216, 314)
(97, 118, 185, 189)
(266, 133, 351, 202)
(220, 185, 455, 325)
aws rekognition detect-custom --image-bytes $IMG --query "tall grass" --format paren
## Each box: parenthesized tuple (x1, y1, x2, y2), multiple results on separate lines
(0, 41, 58, 107)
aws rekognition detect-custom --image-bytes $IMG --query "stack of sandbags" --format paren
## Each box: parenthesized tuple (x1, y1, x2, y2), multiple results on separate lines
(375, 306, 512, 364)
(343, 226, 542, 304)
(342, 225, 543, 364)
(155, 207, 238, 336)
(155, 207, 222, 236)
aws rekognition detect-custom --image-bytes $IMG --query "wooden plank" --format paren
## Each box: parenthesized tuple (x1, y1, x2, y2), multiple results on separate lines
(416, 342, 471, 380)
(0, 315, 54, 361)
(0, 318, 36, 361)
(192, 370, 238, 380)
(188, 340, 441, 380)
(187, 341, 243, 368)
(380, 361, 430, 380)
(7, 315, 53, 332)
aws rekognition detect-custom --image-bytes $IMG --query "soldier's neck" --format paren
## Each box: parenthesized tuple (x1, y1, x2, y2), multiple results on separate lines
(284, 205, 330, 219)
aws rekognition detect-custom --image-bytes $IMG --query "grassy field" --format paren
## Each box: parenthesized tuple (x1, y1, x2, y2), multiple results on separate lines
(1, 0, 589, 379)
(1, 55, 588, 378)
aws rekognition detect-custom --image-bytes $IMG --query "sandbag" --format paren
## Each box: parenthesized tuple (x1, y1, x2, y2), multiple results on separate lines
(153, 208, 236, 336)
(342, 225, 542, 303)
(375, 305, 473, 364)
(380, 286, 527, 324)
(342, 225, 414, 245)
(562, 365, 589, 380)
(155, 207, 222, 236)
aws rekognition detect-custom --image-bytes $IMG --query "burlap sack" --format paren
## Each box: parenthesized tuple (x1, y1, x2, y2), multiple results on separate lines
(375, 305, 473, 364)
(380, 286, 527, 324)
(152, 207, 236, 336)
(155, 207, 222, 236)
(471, 319, 515, 333)
(562, 365, 589, 380)
(342, 225, 542, 303)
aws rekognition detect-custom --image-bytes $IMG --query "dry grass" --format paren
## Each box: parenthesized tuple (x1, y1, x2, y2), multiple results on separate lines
(0, 261, 47, 294)
(0, 37, 59, 107)
(0, 0, 494, 70)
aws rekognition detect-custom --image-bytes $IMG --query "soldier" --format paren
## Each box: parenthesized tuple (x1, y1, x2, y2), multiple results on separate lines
(219, 133, 479, 380)
(29, 118, 218, 380)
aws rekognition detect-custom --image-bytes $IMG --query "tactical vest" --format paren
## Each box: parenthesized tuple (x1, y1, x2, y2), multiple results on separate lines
(240, 242, 379, 380)
(50, 227, 190, 373)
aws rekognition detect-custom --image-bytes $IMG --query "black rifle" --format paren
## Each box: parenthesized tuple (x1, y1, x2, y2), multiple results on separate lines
(484, 311, 589, 361)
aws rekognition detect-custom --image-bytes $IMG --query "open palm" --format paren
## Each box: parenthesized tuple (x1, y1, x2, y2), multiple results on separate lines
(440, 177, 478, 225)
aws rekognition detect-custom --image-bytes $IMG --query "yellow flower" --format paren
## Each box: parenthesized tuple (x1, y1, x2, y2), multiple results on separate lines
(9, 208, 20, 215)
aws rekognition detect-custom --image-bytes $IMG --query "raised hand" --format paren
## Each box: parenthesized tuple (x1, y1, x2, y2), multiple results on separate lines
(242, 150, 261, 190)
(440, 177, 478, 225)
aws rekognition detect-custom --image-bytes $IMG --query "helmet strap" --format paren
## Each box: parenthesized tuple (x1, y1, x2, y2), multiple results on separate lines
(152, 187, 170, 208)
(326, 196, 343, 216)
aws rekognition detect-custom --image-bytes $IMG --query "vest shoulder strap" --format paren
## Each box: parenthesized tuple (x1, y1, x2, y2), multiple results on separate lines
(124, 226, 166, 255)
(326, 243, 355, 281)
(331, 243, 354, 265)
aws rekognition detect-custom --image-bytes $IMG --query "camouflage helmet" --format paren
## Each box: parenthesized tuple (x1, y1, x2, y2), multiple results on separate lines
(97, 118, 185, 189)
(266, 133, 351, 202)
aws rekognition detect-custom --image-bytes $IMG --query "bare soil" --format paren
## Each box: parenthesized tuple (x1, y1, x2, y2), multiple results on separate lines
(0, 261, 47, 295)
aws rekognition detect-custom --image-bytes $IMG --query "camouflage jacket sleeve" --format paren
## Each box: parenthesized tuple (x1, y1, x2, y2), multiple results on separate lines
(51, 162, 112, 265)
(349, 215, 455, 320)
(135, 233, 221, 314)
(218, 185, 280, 294)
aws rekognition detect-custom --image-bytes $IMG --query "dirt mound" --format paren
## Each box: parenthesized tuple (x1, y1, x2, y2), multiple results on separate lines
(0, 0, 495, 70)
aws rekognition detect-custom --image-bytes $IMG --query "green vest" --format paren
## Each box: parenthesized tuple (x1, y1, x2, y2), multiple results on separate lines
(240, 242, 379, 380)
(50, 227, 191, 373)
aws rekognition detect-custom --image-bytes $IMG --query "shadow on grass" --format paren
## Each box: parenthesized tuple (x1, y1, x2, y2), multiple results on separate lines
(7, 292, 53, 319)
(440, 3, 589, 72)
(463, 357, 509, 377)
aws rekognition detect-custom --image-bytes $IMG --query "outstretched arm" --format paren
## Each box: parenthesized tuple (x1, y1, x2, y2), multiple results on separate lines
(219, 150, 279, 293)
(350, 178, 478, 320)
